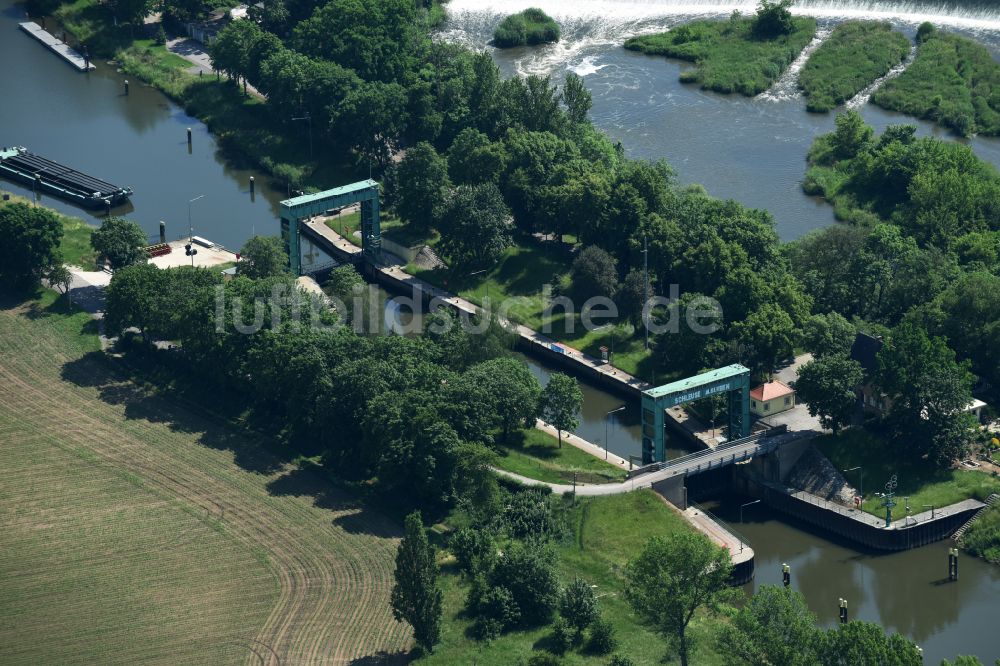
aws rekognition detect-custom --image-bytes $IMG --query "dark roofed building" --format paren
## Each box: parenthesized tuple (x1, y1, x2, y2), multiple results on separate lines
(850, 332, 883, 376)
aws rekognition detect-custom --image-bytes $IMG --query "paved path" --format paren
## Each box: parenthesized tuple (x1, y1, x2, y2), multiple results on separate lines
(166, 37, 263, 98)
(534, 419, 629, 469)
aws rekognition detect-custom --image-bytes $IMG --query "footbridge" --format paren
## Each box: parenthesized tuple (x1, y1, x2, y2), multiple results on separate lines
(494, 428, 808, 499)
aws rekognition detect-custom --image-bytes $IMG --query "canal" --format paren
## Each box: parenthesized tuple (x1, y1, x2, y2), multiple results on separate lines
(0, 0, 280, 250)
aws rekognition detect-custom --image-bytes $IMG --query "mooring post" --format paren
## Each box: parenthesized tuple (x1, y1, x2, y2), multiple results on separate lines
(838, 598, 848, 624)
(187, 128, 192, 146)
(948, 547, 959, 581)
(782, 563, 790, 587)
(124, 79, 129, 95)
(159, 221, 166, 244)
(249, 176, 255, 195)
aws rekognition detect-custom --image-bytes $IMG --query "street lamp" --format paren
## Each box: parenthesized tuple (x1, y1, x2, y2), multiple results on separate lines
(188, 194, 204, 267)
(292, 112, 313, 161)
(605, 405, 626, 461)
(844, 466, 863, 509)
(469, 268, 489, 305)
(740, 499, 761, 523)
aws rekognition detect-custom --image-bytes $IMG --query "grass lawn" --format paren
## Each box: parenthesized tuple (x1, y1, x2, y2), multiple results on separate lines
(324, 211, 416, 248)
(624, 16, 817, 96)
(409, 240, 655, 377)
(0, 289, 410, 664)
(423, 491, 725, 665)
(799, 20, 911, 112)
(1, 193, 98, 270)
(816, 429, 1000, 521)
(872, 30, 1000, 136)
(494, 428, 627, 484)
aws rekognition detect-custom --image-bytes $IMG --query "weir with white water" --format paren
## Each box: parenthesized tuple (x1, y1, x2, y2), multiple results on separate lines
(440, 0, 1000, 241)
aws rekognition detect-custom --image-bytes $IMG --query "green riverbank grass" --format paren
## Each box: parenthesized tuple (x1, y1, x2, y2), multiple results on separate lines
(872, 30, 1000, 136)
(799, 21, 911, 113)
(816, 429, 1000, 521)
(624, 16, 817, 96)
(0, 193, 98, 270)
(494, 428, 627, 485)
(425, 491, 724, 665)
(961, 503, 1000, 564)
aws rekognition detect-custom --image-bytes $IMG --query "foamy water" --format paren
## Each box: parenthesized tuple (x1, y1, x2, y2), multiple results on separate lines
(845, 44, 918, 107)
(758, 29, 831, 103)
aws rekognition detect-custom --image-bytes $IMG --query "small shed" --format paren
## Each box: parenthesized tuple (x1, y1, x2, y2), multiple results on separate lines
(750, 381, 795, 417)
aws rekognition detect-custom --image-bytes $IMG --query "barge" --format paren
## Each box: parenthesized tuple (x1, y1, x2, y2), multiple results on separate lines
(0, 147, 133, 209)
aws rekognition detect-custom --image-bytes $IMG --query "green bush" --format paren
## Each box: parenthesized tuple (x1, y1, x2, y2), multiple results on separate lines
(799, 21, 911, 113)
(586, 617, 618, 655)
(494, 8, 560, 48)
(962, 504, 1000, 564)
(872, 31, 1000, 136)
(624, 16, 817, 96)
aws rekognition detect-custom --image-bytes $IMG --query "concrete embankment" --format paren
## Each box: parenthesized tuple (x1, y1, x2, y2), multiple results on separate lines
(735, 472, 985, 551)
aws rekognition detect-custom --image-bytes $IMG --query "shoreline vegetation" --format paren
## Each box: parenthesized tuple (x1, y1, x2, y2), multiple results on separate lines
(872, 23, 1000, 136)
(799, 20, 911, 113)
(492, 8, 560, 48)
(623, 14, 817, 96)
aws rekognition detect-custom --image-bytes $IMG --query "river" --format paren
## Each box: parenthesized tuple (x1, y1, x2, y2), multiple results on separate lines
(440, 0, 1000, 240)
(5, 0, 1000, 659)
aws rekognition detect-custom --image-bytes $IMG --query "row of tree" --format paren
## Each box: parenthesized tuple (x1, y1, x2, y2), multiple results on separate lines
(103, 258, 584, 514)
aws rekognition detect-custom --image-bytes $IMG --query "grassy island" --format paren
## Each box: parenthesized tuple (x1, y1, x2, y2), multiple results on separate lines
(799, 20, 911, 113)
(871, 24, 1000, 136)
(493, 8, 560, 48)
(624, 13, 816, 96)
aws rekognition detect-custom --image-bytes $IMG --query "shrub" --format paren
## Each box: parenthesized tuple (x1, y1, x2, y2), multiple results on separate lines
(752, 0, 794, 39)
(494, 8, 560, 48)
(607, 655, 636, 666)
(527, 653, 563, 666)
(560, 578, 599, 635)
(549, 617, 573, 655)
(449, 527, 497, 576)
(587, 617, 618, 655)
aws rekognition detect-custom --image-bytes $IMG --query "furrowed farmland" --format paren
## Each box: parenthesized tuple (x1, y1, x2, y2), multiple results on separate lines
(0, 294, 410, 665)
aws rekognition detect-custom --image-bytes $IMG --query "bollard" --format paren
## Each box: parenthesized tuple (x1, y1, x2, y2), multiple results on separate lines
(249, 176, 255, 195)
(948, 548, 959, 581)
(187, 128, 192, 146)
(782, 563, 790, 587)
(124, 79, 129, 95)
(159, 221, 166, 244)
(838, 598, 848, 624)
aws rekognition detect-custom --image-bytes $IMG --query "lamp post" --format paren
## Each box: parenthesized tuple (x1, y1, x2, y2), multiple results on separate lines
(844, 466, 863, 509)
(292, 112, 313, 161)
(188, 194, 204, 267)
(605, 405, 626, 461)
(740, 499, 761, 523)
(469, 268, 488, 306)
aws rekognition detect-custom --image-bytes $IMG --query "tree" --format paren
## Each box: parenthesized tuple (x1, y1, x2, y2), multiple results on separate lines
(616, 268, 648, 325)
(563, 72, 592, 124)
(587, 617, 618, 655)
(752, 0, 794, 38)
(490, 539, 560, 626)
(831, 110, 874, 161)
(560, 577, 599, 637)
(876, 323, 977, 466)
(397, 142, 450, 233)
(571, 245, 618, 300)
(447, 128, 509, 185)
(719, 585, 820, 666)
(237, 236, 288, 279)
(112, 0, 155, 25)
(0, 202, 63, 292)
(464, 357, 541, 443)
(803, 312, 856, 358)
(104, 263, 167, 341)
(818, 621, 922, 666)
(795, 354, 864, 434)
(449, 527, 496, 576)
(731, 303, 798, 378)
(435, 183, 512, 271)
(390, 511, 443, 653)
(538, 373, 582, 448)
(91, 217, 147, 270)
(624, 532, 737, 666)
(47, 264, 73, 296)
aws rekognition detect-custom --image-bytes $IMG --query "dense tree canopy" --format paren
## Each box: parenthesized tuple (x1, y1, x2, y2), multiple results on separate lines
(237, 236, 288, 279)
(91, 216, 147, 271)
(0, 202, 64, 292)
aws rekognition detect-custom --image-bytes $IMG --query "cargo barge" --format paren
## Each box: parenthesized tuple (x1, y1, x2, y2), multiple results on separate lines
(0, 147, 133, 209)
